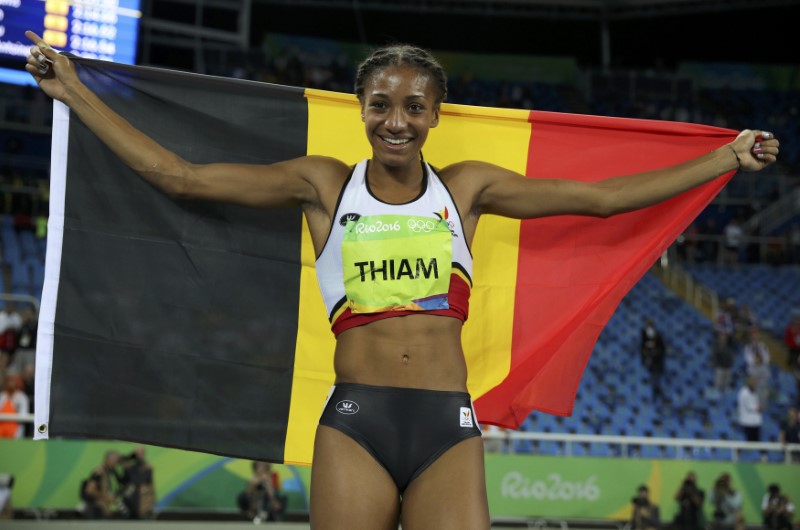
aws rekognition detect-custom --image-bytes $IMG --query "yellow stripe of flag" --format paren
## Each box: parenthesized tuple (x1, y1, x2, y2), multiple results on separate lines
(428, 102, 531, 403)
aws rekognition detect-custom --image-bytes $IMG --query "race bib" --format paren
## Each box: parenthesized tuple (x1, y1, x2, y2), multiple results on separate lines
(342, 214, 452, 313)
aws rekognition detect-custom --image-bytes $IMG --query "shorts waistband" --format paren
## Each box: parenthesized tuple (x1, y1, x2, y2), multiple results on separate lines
(333, 382, 471, 399)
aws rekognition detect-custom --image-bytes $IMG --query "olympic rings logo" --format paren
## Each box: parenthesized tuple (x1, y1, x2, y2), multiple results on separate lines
(407, 219, 437, 233)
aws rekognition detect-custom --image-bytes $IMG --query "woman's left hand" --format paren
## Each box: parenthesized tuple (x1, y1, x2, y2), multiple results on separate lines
(729, 129, 780, 172)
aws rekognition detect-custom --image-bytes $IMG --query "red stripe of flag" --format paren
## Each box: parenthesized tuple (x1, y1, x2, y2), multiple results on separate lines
(475, 111, 736, 428)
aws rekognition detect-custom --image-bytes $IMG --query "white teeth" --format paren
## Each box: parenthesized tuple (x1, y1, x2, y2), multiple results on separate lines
(383, 137, 410, 145)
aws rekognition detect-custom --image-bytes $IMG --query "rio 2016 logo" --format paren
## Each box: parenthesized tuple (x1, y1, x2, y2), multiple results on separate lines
(354, 220, 401, 234)
(501, 472, 600, 501)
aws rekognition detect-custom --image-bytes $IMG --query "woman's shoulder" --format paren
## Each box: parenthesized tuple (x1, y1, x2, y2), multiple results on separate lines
(289, 155, 353, 195)
(298, 155, 353, 177)
(437, 160, 492, 178)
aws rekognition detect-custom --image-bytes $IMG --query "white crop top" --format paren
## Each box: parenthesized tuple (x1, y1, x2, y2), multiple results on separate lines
(315, 159, 473, 335)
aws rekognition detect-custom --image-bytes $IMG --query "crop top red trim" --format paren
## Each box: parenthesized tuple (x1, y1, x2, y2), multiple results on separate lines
(330, 272, 471, 336)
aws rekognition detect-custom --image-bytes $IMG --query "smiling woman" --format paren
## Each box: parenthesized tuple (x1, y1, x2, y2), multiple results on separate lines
(23, 31, 779, 529)
(356, 47, 444, 182)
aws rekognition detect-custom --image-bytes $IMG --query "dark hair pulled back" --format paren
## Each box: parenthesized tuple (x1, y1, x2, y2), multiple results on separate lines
(354, 44, 448, 105)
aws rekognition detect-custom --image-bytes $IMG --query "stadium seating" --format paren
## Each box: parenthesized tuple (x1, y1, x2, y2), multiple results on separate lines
(684, 263, 800, 336)
(521, 272, 796, 460)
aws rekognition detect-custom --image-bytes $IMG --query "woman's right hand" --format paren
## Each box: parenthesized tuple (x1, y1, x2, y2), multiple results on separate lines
(24, 30, 79, 103)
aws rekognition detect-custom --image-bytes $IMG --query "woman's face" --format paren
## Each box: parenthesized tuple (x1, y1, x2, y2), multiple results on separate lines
(361, 65, 440, 169)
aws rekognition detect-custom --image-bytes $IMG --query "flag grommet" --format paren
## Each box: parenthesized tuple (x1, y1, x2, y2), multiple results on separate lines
(37, 424, 47, 434)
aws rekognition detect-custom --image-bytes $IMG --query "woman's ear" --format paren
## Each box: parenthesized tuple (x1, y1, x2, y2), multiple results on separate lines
(431, 105, 440, 128)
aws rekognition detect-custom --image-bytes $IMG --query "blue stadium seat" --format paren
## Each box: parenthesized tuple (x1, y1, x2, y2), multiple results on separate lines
(513, 439, 533, 454)
(539, 441, 563, 456)
(589, 443, 612, 457)
(640, 445, 661, 459)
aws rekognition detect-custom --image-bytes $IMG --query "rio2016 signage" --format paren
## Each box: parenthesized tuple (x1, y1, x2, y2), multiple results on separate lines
(501, 472, 601, 502)
(485, 453, 799, 522)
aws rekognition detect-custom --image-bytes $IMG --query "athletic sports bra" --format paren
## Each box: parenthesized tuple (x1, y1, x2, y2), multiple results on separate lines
(316, 159, 473, 336)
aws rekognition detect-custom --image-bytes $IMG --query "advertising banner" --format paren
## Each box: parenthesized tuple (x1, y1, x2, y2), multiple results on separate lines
(2, 440, 797, 524)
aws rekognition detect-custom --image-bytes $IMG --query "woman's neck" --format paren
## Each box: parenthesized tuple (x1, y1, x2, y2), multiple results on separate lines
(367, 158, 425, 203)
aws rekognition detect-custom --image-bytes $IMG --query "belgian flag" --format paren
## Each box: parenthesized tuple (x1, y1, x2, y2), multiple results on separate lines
(34, 59, 736, 465)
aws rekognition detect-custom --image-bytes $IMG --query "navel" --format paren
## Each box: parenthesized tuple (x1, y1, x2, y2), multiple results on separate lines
(401, 354, 410, 365)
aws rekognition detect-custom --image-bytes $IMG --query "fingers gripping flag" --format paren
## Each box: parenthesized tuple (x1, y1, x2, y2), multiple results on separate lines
(34, 59, 736, 464)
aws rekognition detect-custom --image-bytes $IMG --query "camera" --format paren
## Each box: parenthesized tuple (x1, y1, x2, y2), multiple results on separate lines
(120, 451, 140, 463)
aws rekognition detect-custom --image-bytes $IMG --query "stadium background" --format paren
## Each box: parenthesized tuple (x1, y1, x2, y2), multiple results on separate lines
(1, 0, 799, 526)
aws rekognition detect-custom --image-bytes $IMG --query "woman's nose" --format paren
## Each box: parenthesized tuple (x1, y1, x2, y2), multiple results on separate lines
(385, 108, 406, 130)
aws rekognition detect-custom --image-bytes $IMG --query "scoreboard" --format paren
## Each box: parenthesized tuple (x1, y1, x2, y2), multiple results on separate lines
(0, 0, 141, 84)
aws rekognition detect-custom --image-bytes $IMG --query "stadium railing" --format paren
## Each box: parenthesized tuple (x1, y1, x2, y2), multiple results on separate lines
(4, 413, 797, 463)
(483, 429, 800, 463)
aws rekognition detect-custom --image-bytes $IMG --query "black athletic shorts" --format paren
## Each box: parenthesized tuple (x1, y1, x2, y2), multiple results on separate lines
(318, 383, 482, 492)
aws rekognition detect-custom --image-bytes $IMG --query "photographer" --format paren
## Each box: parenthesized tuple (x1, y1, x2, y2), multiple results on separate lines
(0, 474, 13, 520)
(709, 473, 743, 530)
(118, 446, 155, 519)
(672, 471, 705, 530)
(80, 450, 124, 519)
(237, 461, 286, 522)
(762, 484, 795, 530)
(631, 485, 660, 530)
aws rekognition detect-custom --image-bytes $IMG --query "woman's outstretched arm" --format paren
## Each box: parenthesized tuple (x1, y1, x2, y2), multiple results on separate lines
(24, 31, 347, 209)
(447, 129, 779, 220)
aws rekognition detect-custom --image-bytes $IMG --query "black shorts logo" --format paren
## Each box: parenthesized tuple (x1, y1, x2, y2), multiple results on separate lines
(339, 213, 361, 226)
(335, 400, 359, 415)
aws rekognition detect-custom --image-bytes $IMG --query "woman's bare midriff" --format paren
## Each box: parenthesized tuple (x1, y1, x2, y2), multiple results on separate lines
(333, 314, 468, 392)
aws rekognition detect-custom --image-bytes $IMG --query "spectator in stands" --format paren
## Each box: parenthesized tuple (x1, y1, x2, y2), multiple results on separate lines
(640, 317, 666, 400)
(237, 461, 285, 522)
(735, 303, 757, 337)
(118, 446, 155, 519)
(712, 331, 735, 392)
(722, 218, 743, 266)
(737, 375, 762, 442)
(0, 374, 29, 439)
(743, 327, 771, 406)
(481, 424, 507, 453)
(20, 363, 34, 438)
(631, 484, 660, 530)
(762, 484, 795, 530)
(0, 305, 22, 367)
(80, 450, 124, 519)
(714, 298, 737, 343)
(672, 471, 704, 530)
(12, 308, 37, 372)
(785, 309, 800, 367)
(709, 473, 743, 530)
(778, 407, 799, 463)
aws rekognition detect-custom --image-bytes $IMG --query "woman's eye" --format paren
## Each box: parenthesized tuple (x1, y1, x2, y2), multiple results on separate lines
(409, 104, 423, 112)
